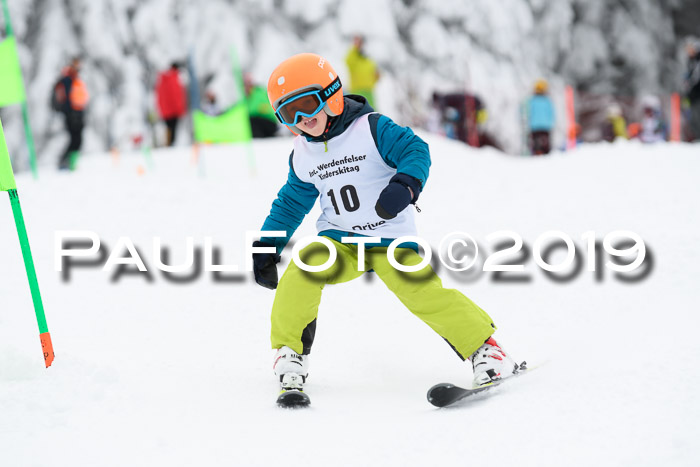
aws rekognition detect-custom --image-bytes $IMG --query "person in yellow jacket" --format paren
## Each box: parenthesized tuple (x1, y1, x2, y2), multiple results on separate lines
(602, 103, 628, 142)
(345, 35, 380, 108)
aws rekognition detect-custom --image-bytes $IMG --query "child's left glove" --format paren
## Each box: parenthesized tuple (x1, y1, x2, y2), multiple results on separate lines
(375, 173, 422, 220)
(252, 241, 280, 289)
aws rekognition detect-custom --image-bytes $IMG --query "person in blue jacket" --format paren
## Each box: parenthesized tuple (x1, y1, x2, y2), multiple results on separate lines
(251, 53, 521, 402)
(527, 79, 555, 155)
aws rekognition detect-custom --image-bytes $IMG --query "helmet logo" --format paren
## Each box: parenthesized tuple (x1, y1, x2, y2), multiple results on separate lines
(318, 57, 325, 68)
(324, 80, 341, 97)
(277, 76, 285, 85)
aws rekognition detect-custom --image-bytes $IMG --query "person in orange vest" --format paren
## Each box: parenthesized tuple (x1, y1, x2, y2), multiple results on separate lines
(155, 62, 188, 146)
(52, 57, 89, 170)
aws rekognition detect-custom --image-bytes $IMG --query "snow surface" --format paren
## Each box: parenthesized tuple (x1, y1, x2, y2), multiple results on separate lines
(1, 137, 699, 466)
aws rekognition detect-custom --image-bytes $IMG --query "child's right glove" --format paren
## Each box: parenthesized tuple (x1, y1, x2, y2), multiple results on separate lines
(375, 173, 422, 220)
(252, 241, 280, 289)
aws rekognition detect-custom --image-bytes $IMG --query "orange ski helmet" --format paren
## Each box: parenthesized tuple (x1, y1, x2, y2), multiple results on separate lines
(267, 53, 344, 134)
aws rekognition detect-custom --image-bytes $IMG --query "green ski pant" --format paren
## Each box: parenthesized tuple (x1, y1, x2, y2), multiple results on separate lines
(271, 238, 496, 360)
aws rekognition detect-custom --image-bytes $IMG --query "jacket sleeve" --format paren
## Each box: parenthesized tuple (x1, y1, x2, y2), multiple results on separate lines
(58, 76, 73, 113)
(260, 151, 320, 254)
(368, 114, 430, 190)
(155, 74, 165, 117)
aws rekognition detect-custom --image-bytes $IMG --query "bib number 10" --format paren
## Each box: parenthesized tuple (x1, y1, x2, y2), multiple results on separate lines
(327, 185, 360, 215)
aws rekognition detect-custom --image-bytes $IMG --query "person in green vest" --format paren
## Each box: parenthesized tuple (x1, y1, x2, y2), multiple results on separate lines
(244, 74, 279, 138)
(345, 35, 380, 109)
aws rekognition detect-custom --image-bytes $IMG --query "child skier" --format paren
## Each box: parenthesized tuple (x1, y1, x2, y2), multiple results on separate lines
(252, 53, 520, 406)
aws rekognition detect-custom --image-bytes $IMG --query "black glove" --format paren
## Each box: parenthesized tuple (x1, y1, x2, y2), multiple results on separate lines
(252, 241, 280, 289)
(375, 173, 422, 220)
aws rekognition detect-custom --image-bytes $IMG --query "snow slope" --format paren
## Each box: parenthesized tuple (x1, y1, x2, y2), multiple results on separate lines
(0, 136, 698, 466)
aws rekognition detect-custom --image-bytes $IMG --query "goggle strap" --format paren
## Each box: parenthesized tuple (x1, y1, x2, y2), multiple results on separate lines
(319, 76, 342, 103)
(274, 76, 342, 126)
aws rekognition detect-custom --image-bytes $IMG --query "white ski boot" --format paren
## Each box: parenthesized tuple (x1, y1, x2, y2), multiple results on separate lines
(273, 346, 309, 381)
(470, 337, 520, 387)
(273, 346, 310, 407)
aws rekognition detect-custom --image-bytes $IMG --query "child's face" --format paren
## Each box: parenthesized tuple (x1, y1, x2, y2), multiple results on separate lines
(295, 110, 328, 137)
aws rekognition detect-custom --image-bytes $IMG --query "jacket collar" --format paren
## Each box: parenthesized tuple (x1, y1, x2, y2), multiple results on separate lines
(303, 95, 374, 142)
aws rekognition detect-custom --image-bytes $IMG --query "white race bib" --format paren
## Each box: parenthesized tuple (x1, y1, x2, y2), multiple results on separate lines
(293, 114, 417, 238)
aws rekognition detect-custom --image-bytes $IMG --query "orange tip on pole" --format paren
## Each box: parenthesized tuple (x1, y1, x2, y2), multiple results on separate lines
(565, 85, 577, 150)
(40, 332, 54, 367)
(192, 143, 200, 165)
(111, 147, 120, 165)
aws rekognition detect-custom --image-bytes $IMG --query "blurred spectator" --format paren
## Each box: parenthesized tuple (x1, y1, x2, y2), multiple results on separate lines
(52, 57, 89, 170)
(442, 103, 461, 140)
(424, 97, 444, 136)
(637, 96, 668, 143)
(432, 92, 476, 143)
(683, 40, 700, 141)
(155, 62, 187, 146)
(201, 90, 220, 116)
(526, 79, 555, 155)
(602, 103, 628, 142)
(345, 35, 380, 108)
(244, 74, 278, 138)
(627, 121, 641, 139)
(431, 92, 501, 149)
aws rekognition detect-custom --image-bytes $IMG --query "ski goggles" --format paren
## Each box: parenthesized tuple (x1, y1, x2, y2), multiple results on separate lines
(275, 76, 342, 126)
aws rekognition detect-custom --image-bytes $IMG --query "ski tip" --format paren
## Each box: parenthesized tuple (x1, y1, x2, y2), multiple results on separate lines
(426, 383, 458, 407)
(277, 390, 311, 409)
(428, 382, 455, 392)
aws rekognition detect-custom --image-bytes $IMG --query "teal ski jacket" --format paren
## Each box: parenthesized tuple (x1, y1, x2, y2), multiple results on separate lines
(260, 95, 431, 254)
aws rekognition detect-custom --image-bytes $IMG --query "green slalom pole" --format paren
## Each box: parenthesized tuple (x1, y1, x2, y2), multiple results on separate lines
(142, 145, 154, 170)
(21, 102, 38, 177)
(1, 0, 39, 179)
(0, 118, 54, 367)
(230, 45, 256, 177)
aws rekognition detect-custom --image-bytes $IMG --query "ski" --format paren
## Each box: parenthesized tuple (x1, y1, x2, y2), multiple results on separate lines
(427, 361, 531, 408)
(277, 389, 310, 408)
